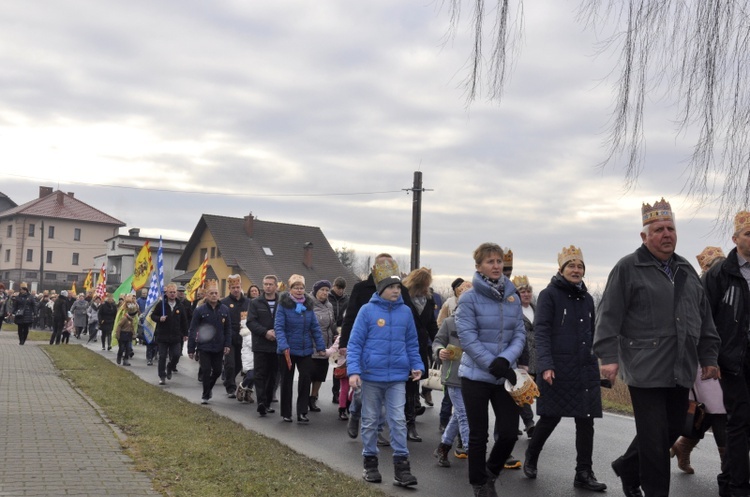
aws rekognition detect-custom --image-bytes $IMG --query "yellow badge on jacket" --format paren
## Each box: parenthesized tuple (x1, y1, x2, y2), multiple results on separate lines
(507, 296, 515, 303)
(377, 318, 386, 327)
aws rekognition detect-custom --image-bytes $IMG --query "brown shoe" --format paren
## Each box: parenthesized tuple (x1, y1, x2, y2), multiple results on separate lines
(670, 437, 698, 474)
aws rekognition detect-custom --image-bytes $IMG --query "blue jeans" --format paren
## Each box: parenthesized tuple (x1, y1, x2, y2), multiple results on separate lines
(361, 380, 408, 459)
(442, 385, 470, 447)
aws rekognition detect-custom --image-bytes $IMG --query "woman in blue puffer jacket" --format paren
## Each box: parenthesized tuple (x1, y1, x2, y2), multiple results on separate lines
(275, 274, 326, 424)
(456, 243, 526, 497)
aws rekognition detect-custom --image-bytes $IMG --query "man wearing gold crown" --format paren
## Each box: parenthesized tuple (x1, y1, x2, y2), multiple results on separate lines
(703, 211, 750, 497)
(594, 198, 720, 497)
(221, 274, 249, 399)
(187, 279, 232, 404)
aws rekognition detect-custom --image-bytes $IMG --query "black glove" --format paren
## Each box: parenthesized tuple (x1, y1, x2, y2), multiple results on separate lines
(505, 367, 517, 386)
(489, 357, 510, 379)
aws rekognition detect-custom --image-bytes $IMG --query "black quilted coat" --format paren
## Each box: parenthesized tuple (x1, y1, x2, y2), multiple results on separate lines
(534, 273, 602, 418)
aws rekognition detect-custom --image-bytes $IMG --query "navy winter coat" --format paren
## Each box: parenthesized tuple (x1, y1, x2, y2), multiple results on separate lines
(534, 273, 602, 418)
(187, 301, 232, 354)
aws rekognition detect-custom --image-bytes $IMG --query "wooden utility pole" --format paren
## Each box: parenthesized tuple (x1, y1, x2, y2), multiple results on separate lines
(406, 171, 431, 272)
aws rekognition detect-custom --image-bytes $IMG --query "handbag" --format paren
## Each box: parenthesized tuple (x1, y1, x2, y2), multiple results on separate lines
(333, 365, 347, 379)
(682, 389, 706, 439)
(423, 368, 443, 390)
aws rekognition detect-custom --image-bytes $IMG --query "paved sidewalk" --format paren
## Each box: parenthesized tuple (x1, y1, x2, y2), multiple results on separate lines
(0, 331, 159, 497)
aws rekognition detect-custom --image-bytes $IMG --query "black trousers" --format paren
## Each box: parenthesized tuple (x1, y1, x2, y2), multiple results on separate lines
(157, 341, 183, 379)
(405, 378, 419, 425)
(254, 351, 279, 408)
(198, 350, 224, 400)
(526, 415, 594, 471)
(616, 386, 688, 497)
(17, 322, 30, 344)
(720, 368, 750, 497)
(50, 322, 64, 345)
(462, 377, 519, 486)
(223, 334, 242, 393)
(279, 354, 312, 418)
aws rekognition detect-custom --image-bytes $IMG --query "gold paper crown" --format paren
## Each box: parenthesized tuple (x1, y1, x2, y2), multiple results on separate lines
(373, 259, 400, 285)
(558, 245, 584, 268)
(642, 198, 673, 226)
(227, 274, 241, 287)
(512, 275, 530, 289)
(734, 211, 750, 235)
(696, 246, 725, 273)
(503, 249, 513, 267)
(204, 279, 219, 291)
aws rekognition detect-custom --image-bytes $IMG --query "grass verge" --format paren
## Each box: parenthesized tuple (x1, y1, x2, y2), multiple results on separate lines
(44, 345, 385, 497)
(1, 323, 50, 342)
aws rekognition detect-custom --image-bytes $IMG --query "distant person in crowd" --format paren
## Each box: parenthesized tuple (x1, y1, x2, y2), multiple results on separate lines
(274, 274, 326, 423)
(247, 284, 261, 299)
(115, 298, 139, 366)
(98, 295, 117, 351)
(347, 258, 423, 487)
(221, 274, 248, 398)
(522, 246, 606, 492)
(61, 313, 74, 344)
(432, 280, 472, 468)
(70, 293, 88, 339)
(0, 283, 8, 331)
(86, 296, 101, 343)
(455, 242, 526, 497)
(437, 277, 465, 326)
(188, 280, 232, 405)
(702, 215, 750, 497)
(151, 283, 189, 386)
(328, 276, 349, 404)
(595, 198, 719, 497)
(247, 275, 280, 417)
(513, 275, 537, 438)
(37, 291, 52, 330)
(176, 285, 193, 324)
(402, 267, 438, 440)
(50, 290, 70, 345)
(12, 283, 36, 345)
(236, 312, 255, 403)
(309, 280, 338, 413)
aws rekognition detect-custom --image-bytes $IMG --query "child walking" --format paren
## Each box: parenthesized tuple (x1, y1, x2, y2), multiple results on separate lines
(116, 300, 138, 366)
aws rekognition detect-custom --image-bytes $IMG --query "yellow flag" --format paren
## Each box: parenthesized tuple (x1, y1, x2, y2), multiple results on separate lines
(71, 281, 77, 295)
(82, 270, 93, 293)
(132, 241, 154, 291)
(185, 255, 209, 302)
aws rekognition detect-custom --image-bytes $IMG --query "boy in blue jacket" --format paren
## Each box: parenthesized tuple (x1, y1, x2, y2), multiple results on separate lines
(347, 259, 424, 487)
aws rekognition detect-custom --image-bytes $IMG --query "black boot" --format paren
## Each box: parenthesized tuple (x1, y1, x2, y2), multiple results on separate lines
(338, 407, 348, 420)
(434, 443, 451, 467)
(611, 457, 643, 497)
(407, 424, 422, 442)
(393, 457, 418, 487)
(363, 455, 381, 483)
(574, 469, 607, 492)
(523, 449, 538, 479)
(347, 414, 360, 439)
(472, 480, 498, 497)
(309, 395, 321, 412)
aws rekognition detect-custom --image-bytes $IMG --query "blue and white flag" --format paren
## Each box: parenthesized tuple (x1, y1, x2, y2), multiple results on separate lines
(141, 238, 165, 344)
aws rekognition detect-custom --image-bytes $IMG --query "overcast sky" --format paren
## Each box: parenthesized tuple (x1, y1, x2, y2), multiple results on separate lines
(0, 1, 730, 293)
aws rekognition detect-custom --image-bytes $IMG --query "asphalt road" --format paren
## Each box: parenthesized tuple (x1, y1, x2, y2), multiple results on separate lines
(81, 338, 722, 496)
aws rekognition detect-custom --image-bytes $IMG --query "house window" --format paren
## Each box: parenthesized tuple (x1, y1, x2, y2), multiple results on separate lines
(46, 251, 53, 263)
(4, 249, 9, 262)
(67, 274, 78, 282)
(26, 249, 33, 262)
(28, 224, 35, 237)
(48, 226, 55, 239)
(111, 241, 115, 250)
(74, 228, 81, 241)
(45, 273, 57, 280)
(262, 247, 273, 256)
(200, 248, 207, 261)
(217, 247, 221, 258)
(25, 271, 37, 279)
(72, 253, 79, 265)
(210, 247, 216, 258)
(6, 225, 11, 237)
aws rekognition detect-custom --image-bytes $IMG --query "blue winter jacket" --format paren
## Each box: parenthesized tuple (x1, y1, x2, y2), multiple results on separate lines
(347, 292, 424, 383)
(456, 271, 526, 384)
(275, 292, 326, 356)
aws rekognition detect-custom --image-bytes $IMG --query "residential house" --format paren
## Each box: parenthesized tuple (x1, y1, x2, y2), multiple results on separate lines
(0, 187, 125, 293)
(174, 213, 359, 296)
(0, 192, 17, 213)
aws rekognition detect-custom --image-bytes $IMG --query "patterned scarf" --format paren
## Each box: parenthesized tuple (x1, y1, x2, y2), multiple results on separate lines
(480, 273, 505, 300)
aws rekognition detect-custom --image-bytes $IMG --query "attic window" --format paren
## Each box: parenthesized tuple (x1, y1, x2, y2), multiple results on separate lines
(262, 247, 273, 256)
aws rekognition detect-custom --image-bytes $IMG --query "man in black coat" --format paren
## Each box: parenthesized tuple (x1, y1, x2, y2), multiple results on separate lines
(151, 283, 189, 385)
(50, 290, 70, 345)
(221, 275, 249, 398)
(247, 275, 280, 417)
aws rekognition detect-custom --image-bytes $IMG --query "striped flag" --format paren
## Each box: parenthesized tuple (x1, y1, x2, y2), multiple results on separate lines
(141, 237, 166, 344)
(185, 254, 209, 302)
(93, 264, 107, 299)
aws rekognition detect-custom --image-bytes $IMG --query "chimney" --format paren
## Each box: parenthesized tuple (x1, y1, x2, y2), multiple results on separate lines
(303, 242, 313, 269)
(39, 186, 53, 198)
(243, 213, 254, 237)
(67, 192, 74, 198)
(128, 228, 141, 237)
(56, 191, 65, 205)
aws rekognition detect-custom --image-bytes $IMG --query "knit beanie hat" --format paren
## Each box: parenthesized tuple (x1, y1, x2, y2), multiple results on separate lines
(313, 280, 331, 295)
(288, 274, 305, 288)
(373, 259, 401, 295)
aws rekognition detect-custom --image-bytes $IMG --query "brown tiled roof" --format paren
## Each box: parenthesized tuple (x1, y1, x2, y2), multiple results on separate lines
(176, 214, 360, 287)
(0, 190, 124, 226)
